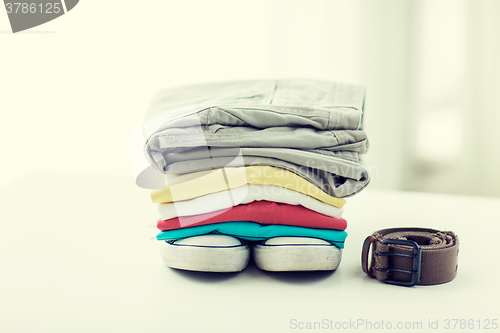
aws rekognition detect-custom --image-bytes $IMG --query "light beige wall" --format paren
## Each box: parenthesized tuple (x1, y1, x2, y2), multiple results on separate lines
(1, 0, 498, 196)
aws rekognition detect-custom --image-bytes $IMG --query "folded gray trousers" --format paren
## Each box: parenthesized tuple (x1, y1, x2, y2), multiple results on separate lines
(143, 79, 369, 198)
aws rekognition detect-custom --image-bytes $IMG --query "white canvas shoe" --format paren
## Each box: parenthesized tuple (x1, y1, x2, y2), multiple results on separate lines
(159, 235, 250, 272)
(252, 237, 342, 272)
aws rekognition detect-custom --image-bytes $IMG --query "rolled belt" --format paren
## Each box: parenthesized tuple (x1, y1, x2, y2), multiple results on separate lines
(361, 228, 459, 286)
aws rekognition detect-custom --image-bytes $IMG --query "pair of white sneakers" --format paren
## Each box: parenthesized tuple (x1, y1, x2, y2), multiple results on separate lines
(160, 235, 342, 272)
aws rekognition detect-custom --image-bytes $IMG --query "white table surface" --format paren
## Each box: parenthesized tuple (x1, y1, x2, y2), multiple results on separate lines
(1, 173, 499, 332)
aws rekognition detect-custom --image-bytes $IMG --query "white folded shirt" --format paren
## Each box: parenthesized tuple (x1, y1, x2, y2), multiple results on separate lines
(157, 184, 344, 220)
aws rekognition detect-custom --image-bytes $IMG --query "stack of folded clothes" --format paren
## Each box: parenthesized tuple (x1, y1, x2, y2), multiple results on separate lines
(129, 79, 369, 273)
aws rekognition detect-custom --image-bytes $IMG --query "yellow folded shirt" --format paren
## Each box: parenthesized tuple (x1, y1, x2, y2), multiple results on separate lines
(150, 166, 346, 208)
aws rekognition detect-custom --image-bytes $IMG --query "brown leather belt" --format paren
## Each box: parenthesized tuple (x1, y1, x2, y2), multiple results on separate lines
(361, 228, 459, 286)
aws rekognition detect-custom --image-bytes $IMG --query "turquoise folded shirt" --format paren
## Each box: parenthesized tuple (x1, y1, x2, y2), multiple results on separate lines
(156, 221, 347, 249)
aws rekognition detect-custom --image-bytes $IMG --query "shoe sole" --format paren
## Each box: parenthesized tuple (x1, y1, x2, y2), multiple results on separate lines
(159, 241, 250, 272)
(253, 244, 342, 271)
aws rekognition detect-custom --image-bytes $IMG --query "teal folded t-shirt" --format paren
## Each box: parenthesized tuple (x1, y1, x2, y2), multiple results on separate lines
(156, 221, 347, 248)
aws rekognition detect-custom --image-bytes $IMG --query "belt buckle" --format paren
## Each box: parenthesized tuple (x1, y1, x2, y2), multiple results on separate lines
(361, 235, 377, 277)
(376, 239, 422, 287)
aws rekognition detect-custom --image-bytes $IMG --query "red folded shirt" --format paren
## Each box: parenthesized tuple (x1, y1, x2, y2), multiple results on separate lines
(157, 200, 347, 231)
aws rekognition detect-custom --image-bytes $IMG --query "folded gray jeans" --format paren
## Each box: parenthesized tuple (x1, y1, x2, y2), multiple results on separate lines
(142, 79, 369, 197)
